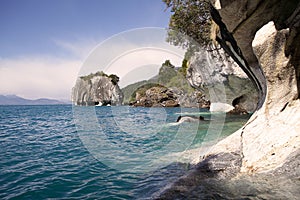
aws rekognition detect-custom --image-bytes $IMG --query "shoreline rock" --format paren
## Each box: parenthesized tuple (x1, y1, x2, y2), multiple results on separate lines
(130, 86, 210, 108)
(206, 0, 300, 174)
(187, 47, 258, 113)
(156, 0, 300, 198)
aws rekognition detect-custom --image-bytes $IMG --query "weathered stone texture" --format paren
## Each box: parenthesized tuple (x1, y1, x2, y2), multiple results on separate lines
(72, 75, 123, 106)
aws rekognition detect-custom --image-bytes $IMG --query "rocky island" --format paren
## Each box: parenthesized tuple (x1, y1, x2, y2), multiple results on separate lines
(72, 71, 123, 106)
(122, 58, 255, 111)
(122, 60, 211, 108)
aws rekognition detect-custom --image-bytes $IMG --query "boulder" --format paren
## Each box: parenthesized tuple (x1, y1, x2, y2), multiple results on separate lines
(209, 102, 234, 112)
(132, 86, 179, 107)
(132, 86, 210, 108)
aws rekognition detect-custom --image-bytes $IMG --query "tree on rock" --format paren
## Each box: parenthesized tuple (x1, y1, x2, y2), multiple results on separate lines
(163, 0, 212, 57)
(108, 74, 120, 85)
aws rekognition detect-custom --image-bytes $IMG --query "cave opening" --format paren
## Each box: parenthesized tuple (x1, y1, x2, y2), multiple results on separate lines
(232, 95, 245, 107)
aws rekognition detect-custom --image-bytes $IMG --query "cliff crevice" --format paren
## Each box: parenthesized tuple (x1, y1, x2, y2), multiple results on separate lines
(208, 0, 300, 173)
(155, 1, 300, 198)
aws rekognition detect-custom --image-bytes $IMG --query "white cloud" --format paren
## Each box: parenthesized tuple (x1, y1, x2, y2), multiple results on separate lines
(0, 28, 188, 100)
(0, 56, 81, 100)
(105, 48, 184, 87)
(0, 37, 102, 100)
(77, 28, 187, 88)
(53, 38, 100, 59)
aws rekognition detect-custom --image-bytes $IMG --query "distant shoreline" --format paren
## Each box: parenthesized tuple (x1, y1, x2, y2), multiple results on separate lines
(0, 103, 71, 106)
(0, 95, 71, 105)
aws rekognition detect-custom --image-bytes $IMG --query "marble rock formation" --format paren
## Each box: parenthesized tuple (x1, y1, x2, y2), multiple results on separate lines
(72, 74, 123, 106)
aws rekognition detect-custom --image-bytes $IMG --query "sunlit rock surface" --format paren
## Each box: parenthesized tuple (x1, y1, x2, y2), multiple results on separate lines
(187, 47, 258, 112)
(72, 75, 123, 106)
(156, 0, 300, 198)
(209, 1, 300, 174)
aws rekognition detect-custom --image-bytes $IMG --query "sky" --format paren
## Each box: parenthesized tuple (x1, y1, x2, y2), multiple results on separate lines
(0, 0, 185, 100)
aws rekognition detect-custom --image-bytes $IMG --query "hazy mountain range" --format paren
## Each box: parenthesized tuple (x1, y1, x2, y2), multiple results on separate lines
(0, 95, 71, 105)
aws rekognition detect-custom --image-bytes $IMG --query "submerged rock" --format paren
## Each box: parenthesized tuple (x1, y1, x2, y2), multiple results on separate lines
(155, 150, 300, 199)
(176, 115, 205, 123)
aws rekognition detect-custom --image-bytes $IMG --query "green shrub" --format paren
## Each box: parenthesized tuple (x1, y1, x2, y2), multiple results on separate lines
(108, 74, 120, 85)
(80, 71, 119, 85)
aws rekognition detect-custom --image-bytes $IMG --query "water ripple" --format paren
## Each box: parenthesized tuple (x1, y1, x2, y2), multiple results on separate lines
(0, 105, 250, 199)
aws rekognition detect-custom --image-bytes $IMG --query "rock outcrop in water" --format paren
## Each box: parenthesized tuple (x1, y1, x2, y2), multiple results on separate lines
(130, 85, 210, 108)
(123, 61, 211, 108)
(123, 58, 249, 109)
(157, 0, 300, 198)
(72, 72, 123, 106)
(132, 86, 179, 107)
(187, 47, 258, 112)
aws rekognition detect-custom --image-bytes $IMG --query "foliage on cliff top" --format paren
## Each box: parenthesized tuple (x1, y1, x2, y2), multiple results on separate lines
(158, 60, 178, 84)
(158, 60, 192, 93)
(163, 0, 212, 58)
(80, 71, 120, 85)
(121, 60, 196, 104)
(121, 80, 149, 104)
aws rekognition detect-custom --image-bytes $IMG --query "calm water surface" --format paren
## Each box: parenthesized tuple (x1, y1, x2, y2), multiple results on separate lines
(0, 105, 249, 199)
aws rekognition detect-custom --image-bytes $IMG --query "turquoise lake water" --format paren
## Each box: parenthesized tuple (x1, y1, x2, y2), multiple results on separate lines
(0, 105, 250, 199)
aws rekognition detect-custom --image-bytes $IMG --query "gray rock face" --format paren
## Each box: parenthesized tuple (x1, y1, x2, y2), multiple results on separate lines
(132, 86, 179, 107)
(208, 0, 300, 174)
(155, 150, 300, 200)
(72, 75, 123, 106)
(186, 47, 258, 112)
(155, 152, 243, 199)
(187, 47, 247, 86)
(131, 86, 210, 108)
(156, 0, 300, 199)
(170, 88, 210, 108)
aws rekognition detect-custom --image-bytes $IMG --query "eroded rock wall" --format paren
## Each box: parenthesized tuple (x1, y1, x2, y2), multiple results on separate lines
(208, 0, 300, 173)
(72, 75, 123, 106)
(209, 22, 300, 173)
(155, 1, 300, 198)
(187, 47, 258, 112)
